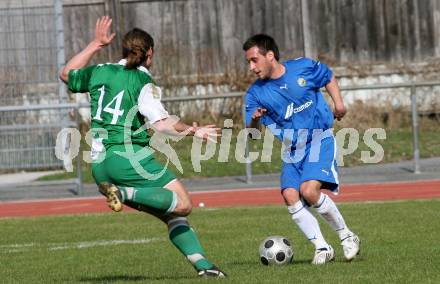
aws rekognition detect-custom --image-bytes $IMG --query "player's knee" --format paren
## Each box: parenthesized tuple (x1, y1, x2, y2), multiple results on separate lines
(300, 184, 320, 204)
(299, 183, 310, 197)
(181, 202, 193, 215)
(282, 188, 300, 205)
(175, 199, 193, 216)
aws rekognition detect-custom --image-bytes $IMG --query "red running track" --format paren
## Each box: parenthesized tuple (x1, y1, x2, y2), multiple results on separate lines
(1, 180, 439, 218)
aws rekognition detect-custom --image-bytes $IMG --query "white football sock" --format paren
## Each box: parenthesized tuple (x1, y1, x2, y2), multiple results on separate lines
(313, 193, 352, 240)
(288, 200, 329, 249)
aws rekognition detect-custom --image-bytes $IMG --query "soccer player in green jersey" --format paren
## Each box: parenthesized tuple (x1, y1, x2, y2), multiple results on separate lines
(60, 16, 225, 278)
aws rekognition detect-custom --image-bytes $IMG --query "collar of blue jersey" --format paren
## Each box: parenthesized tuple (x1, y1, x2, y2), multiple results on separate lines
(118, 59, 151, 75)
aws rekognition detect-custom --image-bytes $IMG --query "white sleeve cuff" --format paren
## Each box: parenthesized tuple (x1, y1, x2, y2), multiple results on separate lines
(138, 83, 169, 123)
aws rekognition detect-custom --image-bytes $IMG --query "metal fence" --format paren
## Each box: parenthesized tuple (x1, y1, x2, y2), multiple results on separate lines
(0, 103, 77, 168)
(0, 0, 65, 105)
(338, 81, 440, 174)
(160, 82, 440, 183)
(0, 104, 81, 195)
(0, 0, 66, 171)
(0, 81, 439, 194)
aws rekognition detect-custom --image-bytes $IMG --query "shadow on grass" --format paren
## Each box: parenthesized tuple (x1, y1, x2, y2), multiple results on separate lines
(225, 257, 365, 267)
(226, 258, 312, 266)
(79, 274, 192, 283)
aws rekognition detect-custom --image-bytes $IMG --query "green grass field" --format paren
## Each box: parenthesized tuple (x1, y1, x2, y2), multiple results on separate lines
(1, 200, 439, 283)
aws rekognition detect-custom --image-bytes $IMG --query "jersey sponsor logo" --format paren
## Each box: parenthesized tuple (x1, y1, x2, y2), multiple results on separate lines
(284, 100, 313, 119)
(297, 77, 306, 87)
(294, 100, 313, 114)
(285, 102, 294, 119)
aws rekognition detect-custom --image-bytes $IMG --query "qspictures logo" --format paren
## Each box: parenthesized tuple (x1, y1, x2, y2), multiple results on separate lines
(55, 105, 386, 179)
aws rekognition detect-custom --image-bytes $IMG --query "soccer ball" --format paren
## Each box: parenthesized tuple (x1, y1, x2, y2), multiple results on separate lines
(259, 236, 294, 265)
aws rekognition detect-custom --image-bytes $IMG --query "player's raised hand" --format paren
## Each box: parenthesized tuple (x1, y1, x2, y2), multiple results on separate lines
(333, 103, 347, 121)
(94, 16, 116, 47)
(252, 107, 267, 120)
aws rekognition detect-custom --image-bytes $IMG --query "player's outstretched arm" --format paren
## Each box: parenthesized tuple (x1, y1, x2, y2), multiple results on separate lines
(152, 118, 220, 142)
(59, 16, 116, 83)
(325, 75, 346, 121)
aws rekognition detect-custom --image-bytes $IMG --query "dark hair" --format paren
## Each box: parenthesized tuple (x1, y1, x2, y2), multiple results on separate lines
(122, 28, 154, 69)
(242, 34, 280, 61)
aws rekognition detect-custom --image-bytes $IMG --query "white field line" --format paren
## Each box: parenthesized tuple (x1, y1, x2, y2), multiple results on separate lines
(0, 238, 162, 254)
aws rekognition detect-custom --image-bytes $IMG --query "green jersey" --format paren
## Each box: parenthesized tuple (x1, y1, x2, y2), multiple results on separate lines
(68, 59, 169, 149)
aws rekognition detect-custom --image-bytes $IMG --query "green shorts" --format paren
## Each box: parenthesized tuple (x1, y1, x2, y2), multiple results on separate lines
(91, 144, 176, 188)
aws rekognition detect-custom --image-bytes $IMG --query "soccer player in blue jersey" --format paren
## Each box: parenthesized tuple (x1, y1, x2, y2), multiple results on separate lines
(243, 34, 360, 264)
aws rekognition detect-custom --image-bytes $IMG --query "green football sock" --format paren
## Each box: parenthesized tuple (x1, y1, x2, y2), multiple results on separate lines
(119, 186, 177, 214)
(168, 218, 214, 270)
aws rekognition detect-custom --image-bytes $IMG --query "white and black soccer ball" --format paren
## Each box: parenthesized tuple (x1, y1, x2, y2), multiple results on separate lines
(259, 236, 294, 265)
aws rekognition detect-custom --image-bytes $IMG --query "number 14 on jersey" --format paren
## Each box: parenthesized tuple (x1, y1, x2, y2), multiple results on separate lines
(93, 85, 125, 125)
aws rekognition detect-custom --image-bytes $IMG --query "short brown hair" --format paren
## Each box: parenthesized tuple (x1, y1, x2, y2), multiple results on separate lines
(243, 34, 280, 61)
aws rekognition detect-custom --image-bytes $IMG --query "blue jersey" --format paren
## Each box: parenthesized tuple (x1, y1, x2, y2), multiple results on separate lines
(245, 57, 334, 143)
